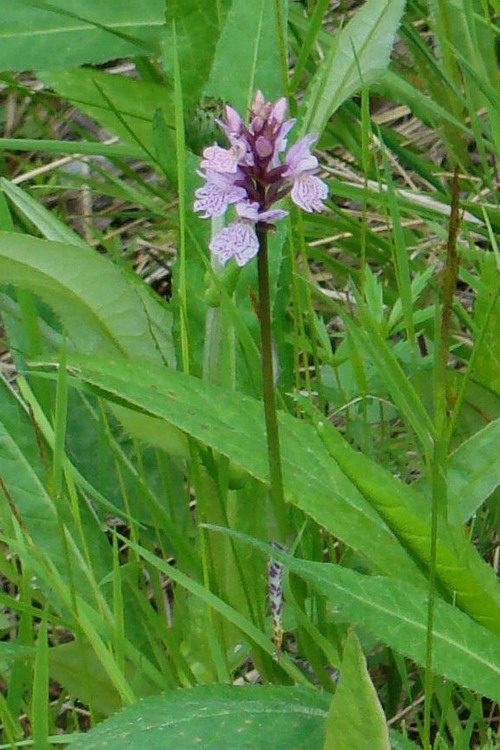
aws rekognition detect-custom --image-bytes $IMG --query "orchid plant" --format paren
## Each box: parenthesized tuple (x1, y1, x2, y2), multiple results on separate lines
(193, 91, 329, 551)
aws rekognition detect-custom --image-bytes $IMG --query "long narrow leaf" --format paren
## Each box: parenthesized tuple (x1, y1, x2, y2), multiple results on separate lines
(301, 0, 407, 137)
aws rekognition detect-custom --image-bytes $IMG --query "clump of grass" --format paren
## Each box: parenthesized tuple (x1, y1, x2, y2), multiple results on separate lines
(0, 1, 498, 748)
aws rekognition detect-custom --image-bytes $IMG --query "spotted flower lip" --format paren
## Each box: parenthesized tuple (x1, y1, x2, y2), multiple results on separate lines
(194, 91, 328, 266)
(209, 202, 289, 267)
(193, 169, 247, 218)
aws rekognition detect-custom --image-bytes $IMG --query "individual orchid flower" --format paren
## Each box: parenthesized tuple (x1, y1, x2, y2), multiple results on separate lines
(209, 202, 288, 267)
(193, 170, 247, 218)
(200, 140, 249, 173)
(283, 134, 329, 213)
(194, 90, 329, 266)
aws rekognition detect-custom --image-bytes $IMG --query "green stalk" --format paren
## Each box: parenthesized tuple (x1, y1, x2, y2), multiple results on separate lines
(256, 227, 288, 540)
(273, 0, 289, 96)
(203, 217, 235, 387)
(423, 166, 461, 750)
(171, 20, 190, 374)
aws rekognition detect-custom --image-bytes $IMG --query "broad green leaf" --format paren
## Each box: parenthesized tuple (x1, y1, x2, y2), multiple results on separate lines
(59, 355, 429, 585)
(301, 0, 407, 137)
(315, 417, 500, 636)
(62, 356, 500, 634)
(388, 733, 420, 750)
(0, 232, 171, 362)
(165, 0, 232, 109)
(48, 639, 159, 718)
(291, 557, 500, 704)
(69, 685, 330, 750)
(0, 231, 187, 456)
(38, 69, 174, 161)
(213, 532, 500, 703)
(55, 681, 417, 750)
(447, 419, 500, 522)
(0, 0, 164, 71)
(204, 0, 288, 112)
(323, 631, 390, 750)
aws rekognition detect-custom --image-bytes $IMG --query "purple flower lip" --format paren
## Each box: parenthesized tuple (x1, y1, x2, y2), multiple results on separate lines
(194, 91, 329, 266)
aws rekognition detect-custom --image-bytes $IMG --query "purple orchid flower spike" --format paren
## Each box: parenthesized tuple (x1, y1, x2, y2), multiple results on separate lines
(194, 91, 328, 266)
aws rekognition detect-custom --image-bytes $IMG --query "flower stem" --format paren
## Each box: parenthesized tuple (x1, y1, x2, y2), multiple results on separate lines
(257, 226, 288, 540)
(423, 165, 461, 750)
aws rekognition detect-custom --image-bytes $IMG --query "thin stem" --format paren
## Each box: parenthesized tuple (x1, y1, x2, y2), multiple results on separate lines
(257, 227, 288, 540)
(273, 0, 289, 97)
(423, 166, 461, 750)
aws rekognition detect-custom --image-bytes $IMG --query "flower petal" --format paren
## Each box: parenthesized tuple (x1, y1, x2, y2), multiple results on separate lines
(235, 201, 260, 221)
(290, 174, 328, 213)
(193, 171, 247, 217)
(258, 208, 288, 223)
(273, 118, 296, 157)
(209, 221, 259, 267)
(201, 142, 246, 173)
(224, 105, 242, 134)
(235, 202, 287, 225)
(284, 133, 319, 177)
(269, 97, 288, 127)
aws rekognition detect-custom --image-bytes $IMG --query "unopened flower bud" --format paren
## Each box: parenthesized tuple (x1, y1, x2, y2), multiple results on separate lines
(249, 117, 263, 135)
(251, 90, 266, 116)
(224, 105, 242, 135)
(255, 136, 273, 159)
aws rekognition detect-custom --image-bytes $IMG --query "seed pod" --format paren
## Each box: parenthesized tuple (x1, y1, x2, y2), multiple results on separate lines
(186, 96, 226, 154)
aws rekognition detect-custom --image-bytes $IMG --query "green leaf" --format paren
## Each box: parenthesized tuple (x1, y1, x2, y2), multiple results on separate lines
(69, 685, 329, 750)
(0, 231, 171, 362)
(0, 138, 142, 159)
(63, 355, 500, 633)
(0, 374, 111, 600)
(448, 419, 500, 522)
(38, 69, 174, 160)
(292, 558, 500, 704)
(211, 532, 500, 703)
(0, 642, 35, 661)
(204, 0, 287, 112)
(60, 355, 428, 585)
(0, 230, 188, 457)
(0, 0, 164, 71)
(301, 0, 407, 137)
(32, 618, 49, 749)
(48, 639, 159, 718)
(323, 631, 390, 750)
(374, 70, 471, 135)
(42, 679, 419, 750)
(388, 732, 421, 750)
(315, 416, 500, 636)
(1, 178, 88, 248)
(473, 257, 500, 394)
(165, 0, 232, 109)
